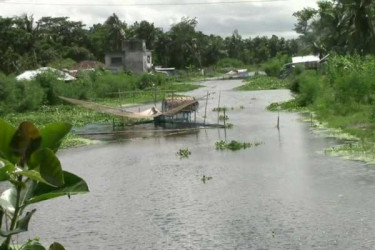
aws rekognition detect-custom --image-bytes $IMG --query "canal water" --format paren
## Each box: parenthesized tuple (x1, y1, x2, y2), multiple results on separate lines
(26, 80, 375, 249)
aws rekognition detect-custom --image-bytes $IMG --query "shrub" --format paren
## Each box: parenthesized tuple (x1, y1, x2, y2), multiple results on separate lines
(215, 58, 244, 70)
(263, 54, 290, 77)
(296, 70, 322, 107)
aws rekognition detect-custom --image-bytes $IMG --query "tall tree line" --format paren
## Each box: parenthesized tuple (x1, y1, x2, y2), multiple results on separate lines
(294, 0, 375, 56)
(0, 13, 299, 74)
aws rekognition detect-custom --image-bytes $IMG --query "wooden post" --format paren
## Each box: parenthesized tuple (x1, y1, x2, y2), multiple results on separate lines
(204, 91, 208, 125)
(223, 109, 227, 127)
(277, 111, 280, 130)
(217, 90, 221, 125)
(223, 108, 227, 141)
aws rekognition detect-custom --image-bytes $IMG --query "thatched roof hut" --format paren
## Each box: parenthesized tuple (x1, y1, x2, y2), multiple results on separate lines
(162, 97, 199, 113)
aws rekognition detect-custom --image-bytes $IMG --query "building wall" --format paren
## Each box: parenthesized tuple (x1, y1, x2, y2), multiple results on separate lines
(105, 40, 152, 73)
(104, 52, 125, 72)
(124, 51, 147, 73)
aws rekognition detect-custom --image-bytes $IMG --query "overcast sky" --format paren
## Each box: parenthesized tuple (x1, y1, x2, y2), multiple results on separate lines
(0, 0, 317, 38)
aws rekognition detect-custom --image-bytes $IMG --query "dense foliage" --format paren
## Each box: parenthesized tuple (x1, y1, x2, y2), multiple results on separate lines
(294, 0, 375, 55)
(0, 14, 298, 75)
(0, 70, 174, 114)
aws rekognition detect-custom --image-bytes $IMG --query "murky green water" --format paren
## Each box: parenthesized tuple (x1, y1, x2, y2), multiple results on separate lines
(25, 80, 375, 249)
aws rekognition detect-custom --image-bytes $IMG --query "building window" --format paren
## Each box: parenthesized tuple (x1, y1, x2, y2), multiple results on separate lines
(111, 57, 122, 65)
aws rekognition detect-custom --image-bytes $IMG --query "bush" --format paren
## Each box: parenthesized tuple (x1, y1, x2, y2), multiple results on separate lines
(295, 70, 322, 107)
(263, 54, 290, 77)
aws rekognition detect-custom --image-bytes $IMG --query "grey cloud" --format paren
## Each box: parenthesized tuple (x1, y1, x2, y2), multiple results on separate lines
(0, 0, 317, 38)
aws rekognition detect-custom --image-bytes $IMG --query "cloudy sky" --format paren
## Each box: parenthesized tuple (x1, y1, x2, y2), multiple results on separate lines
(0, 0, 317, 38)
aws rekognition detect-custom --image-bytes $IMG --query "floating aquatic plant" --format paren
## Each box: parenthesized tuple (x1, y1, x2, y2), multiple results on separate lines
(225, 123, 234, 129)
(201, 175, 213, 184)
(219, 115, 229, 121)
(177, 148, 191, 159)
(212, 107, 228, 112)
(215, 140, 262, 151)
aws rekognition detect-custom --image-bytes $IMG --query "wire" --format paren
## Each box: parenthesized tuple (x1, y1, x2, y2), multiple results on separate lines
(0, 0, 288, 7)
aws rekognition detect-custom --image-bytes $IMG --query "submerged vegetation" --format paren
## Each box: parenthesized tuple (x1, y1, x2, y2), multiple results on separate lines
(267, 99, 307, 112)
(237, 76, 289, 91)
(201, 175, 213, 184)
(215, 140, 262, 151)
(176, 148, 191, 159)
(218, 115, 229, 121)
(212, 107, 228, 112)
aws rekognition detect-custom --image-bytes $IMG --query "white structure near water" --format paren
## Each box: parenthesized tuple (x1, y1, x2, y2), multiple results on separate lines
(16, 67, 76, 81)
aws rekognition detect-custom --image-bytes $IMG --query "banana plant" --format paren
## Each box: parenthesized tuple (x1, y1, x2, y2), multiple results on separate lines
(0, 119, 89, 250)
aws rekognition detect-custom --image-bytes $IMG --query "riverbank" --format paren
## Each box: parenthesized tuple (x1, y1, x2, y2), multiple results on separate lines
(268, 101, 375, 164)
(3, 81, 203, 148)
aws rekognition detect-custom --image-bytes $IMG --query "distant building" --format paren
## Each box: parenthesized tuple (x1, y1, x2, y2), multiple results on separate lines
(105, 40, 152, 73)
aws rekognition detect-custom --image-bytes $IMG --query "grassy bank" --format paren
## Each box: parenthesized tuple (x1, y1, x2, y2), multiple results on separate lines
(267, 55, 375, 163)
(236, 76, 289, 91)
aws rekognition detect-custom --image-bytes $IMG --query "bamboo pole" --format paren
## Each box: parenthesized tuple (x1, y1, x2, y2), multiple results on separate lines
(217, 90, 221, 124)
(204, 91, 209, 125)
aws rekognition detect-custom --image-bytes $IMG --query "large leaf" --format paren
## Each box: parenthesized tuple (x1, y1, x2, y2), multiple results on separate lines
(24, 171, 89, 206)
(49, 243, 65, 250)
(28, 149, 64, 187)
(18, 170, 55, 187)
(0, 209, 36, 237)
(10, 122, 41, 162)
(40, 123, 72, 153)
(22, 241, 46, 250)
(0, 119, 16, 162)
(0, 188, 17, 214)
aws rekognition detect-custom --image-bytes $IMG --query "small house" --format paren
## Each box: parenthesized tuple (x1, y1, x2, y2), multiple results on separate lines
(155, 97, 199, 123)
(105, 40, 152, 73)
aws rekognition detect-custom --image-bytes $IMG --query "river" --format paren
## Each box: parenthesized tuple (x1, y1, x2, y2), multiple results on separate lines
(26, 80, 375, 249)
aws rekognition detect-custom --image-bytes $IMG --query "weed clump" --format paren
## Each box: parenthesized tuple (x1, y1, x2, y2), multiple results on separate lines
(215, 140, 262, 151)
(177, 148, 191, 159)
(236, 76, 289, 91)
(219, 115, 229, 121)
(212, 107, 228, 112)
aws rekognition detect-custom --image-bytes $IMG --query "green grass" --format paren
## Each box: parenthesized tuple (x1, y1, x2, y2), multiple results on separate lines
(236, 76, 289, 91)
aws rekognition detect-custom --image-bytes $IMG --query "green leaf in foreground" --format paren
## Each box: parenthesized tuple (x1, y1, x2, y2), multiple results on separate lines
(0, 119, 16, 162)
(40, 123, 72, 153)
(49, 242, 65, 250)
(25, 171, 89, 206)
(28, 149, 64, 187)
(0, 209, 36, 237)
(10, 121, 41, 162)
